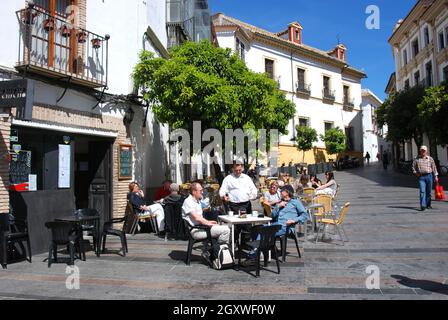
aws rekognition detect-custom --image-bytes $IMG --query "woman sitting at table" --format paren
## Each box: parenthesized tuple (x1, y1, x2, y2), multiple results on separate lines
(295, 174, 312, 195)
(128, 182, 165, 233)
(262, 182, 281, 207)
(310, 174, 322, 189)
(315, 171, 337, 197)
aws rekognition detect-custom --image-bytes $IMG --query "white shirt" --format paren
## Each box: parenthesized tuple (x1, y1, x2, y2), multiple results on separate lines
(182, 195, 203, 226)
(219, 173, 258, 203)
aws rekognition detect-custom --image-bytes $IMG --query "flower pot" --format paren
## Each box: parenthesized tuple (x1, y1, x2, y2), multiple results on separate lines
(43, 18, 55, 31)
(23, 9, 38, 25)
(77, 31, 87, 43)
(91, 38, 101, 49)
(60, 25, 72, 37)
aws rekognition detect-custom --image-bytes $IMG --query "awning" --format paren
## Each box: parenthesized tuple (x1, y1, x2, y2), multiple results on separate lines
(12, 119, 118, 138)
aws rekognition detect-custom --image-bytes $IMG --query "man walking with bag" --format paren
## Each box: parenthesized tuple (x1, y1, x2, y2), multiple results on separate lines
(412, 146, 439, 211)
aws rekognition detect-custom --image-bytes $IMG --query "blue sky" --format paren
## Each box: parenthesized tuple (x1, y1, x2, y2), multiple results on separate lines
(208, 0, 416, 101)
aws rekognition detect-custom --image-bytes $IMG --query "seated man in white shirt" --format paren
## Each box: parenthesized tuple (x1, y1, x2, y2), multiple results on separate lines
(182, 182, 230, 245)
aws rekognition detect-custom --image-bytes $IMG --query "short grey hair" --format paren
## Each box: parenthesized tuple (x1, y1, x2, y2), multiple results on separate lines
(190, 182, 202, 192)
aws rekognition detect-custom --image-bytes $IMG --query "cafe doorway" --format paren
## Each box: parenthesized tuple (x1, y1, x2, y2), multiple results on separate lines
(74, 136, 113, 222)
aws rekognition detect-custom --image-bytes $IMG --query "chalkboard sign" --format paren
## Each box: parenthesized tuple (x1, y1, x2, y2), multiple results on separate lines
(10, 150, 32, 187)
(118, 144, 133, 180)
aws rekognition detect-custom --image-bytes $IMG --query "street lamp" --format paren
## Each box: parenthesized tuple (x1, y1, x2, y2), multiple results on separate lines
(123, 106, 135, 126)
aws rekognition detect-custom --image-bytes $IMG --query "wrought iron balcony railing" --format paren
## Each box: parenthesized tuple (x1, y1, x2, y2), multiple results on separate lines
(296, 82, 311, 96)
(322, 88, 335, 101)
(16, 6, 108, 88)
(343, 98, 355, 111)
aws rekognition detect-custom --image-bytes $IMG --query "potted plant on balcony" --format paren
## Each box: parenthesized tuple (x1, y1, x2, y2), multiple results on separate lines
(91, 38, 101, 49)
(23, 8, 38, 25)
(60, 25, 72, 37)
(43, 18, 55, 31)
(77, 31, 87, 43)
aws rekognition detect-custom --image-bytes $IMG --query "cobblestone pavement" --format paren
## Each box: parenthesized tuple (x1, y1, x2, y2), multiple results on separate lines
(1, 165, 447, 300)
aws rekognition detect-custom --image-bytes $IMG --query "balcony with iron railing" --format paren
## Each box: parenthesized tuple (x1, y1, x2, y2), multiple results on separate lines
(322, 88, 335, 103)
(343, 97, 355, 111)
(295, 81, 311, 98)
(15, 5, 108, 88)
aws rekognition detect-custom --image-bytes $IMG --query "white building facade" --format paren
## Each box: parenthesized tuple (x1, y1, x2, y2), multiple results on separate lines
(212, 13, 366, 166)
(388, 0, 448, 165)
(0, 0, 170, 253)
(361, 89, 391, 163)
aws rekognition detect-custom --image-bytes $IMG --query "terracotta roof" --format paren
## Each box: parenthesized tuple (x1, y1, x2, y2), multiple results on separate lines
(212, 13, 366, 78)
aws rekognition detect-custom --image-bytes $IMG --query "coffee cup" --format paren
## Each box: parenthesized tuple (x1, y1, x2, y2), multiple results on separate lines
(252, 211, 258, 217)
(228, 211, 234, 217)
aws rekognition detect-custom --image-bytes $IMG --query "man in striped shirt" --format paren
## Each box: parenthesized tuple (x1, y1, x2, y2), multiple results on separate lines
(412, 146, 439, 211)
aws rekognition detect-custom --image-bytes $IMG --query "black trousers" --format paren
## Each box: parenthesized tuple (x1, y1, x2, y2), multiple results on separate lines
(228, 201, 252, 215)
(228, 201, 253, 244)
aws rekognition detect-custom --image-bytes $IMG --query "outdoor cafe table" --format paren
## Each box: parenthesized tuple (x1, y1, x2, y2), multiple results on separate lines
(217, 215, 272, 259)
(55, 215, 101, 257)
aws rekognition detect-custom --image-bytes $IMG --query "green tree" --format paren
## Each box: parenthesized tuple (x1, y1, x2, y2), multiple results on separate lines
(295, 125, 318, 162)
(320, 127, 346, 156)
(418, 83, 448, 159)
(133, 40, 295, 177)
(376, 85, 426, 149)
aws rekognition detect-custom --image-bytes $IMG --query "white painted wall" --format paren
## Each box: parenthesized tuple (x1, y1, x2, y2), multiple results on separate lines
(391, 5, 448, 165)
(361, 91, 391, 163)
(217, 31, 364, 152)
(0, 0, 171, 193)
(0, 0, 25, 69)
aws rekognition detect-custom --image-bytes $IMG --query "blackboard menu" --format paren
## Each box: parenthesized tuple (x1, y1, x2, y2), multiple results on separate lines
(10, 150, 31, 185)
(118, 144, 133, 180)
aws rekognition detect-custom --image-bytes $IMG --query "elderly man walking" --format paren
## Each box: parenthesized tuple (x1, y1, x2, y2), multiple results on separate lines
(412, 146, 439, 211)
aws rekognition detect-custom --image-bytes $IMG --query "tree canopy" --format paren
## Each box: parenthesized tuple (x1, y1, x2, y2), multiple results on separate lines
(320, 127, 346, 155)
(376, 85, 426, 148)
(133, 40, 295, 139)
(417, 83, 448, 146)
(295, 125, 318, 162)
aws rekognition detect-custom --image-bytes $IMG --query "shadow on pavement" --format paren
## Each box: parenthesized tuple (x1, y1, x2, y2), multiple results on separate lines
(391, 275, 448, 295)
(337, 166, 418, 189)
(388, 206, 420, 212)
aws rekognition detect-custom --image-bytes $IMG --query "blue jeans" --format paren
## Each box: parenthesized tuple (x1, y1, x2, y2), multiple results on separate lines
(419, 173, 433, 208)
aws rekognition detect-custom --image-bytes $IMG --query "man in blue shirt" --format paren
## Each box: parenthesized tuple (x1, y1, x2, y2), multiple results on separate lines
(270, 185, 308, 237)
(242, 185, 308, 266)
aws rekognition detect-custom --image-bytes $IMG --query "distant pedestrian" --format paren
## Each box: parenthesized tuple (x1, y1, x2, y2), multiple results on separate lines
(365, 152, 371, 166)
(382, 151, 389, 170)
(412, 146, 439, 211)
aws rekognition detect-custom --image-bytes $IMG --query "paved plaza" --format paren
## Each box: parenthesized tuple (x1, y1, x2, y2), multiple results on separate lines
(1, 165, 447, 300)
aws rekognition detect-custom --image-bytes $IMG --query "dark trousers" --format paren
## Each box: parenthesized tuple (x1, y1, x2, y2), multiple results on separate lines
(228, 201, 253, 244)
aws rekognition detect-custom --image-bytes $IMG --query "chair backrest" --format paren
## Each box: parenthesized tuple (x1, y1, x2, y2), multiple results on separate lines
(303, 187, 315, 196)
(256, 224, 281, 251)
(333, 184, 341, 200)
(336, 202, 350, 225)
(164, 202, 182, 234)
(45, 221, 77, 245)
(75, 208, 99, 218)
(314, 194, 333, 214)
(121, 201, 139, 234)
(262, 202, 272, 217)
(182, 217, 197, 241)
(258, 176, 265, 186)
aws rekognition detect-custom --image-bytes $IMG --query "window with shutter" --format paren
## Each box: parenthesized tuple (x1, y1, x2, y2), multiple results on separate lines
(265, 59, 274, 79)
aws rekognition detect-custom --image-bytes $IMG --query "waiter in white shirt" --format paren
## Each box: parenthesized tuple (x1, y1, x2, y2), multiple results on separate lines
(219, 163, 258, 215)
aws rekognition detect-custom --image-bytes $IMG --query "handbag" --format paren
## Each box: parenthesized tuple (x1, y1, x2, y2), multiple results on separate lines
(435, 182, 446, 201)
